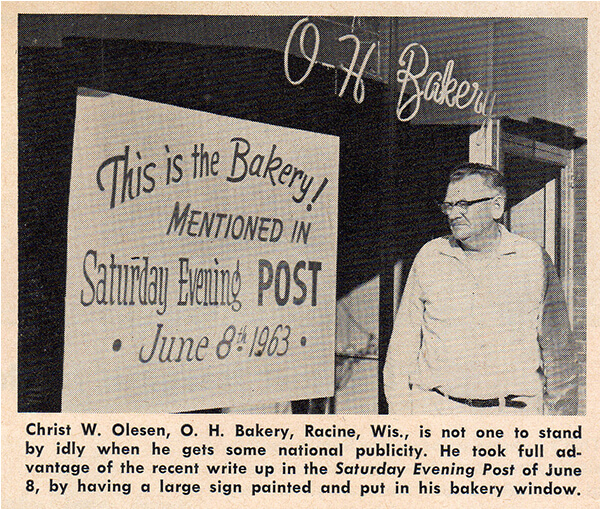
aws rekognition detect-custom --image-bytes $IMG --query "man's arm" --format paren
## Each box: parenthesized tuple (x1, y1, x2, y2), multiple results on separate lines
(538, 250, 579, 415)
(384, 259, 424, 414)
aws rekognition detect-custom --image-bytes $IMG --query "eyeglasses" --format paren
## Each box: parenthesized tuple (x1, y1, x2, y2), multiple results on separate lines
(438, 196, 496, 215)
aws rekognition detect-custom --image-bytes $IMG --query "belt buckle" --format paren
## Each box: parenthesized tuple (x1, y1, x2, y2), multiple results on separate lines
(498, 396, 505, 408)
(505, 395, 527, 409)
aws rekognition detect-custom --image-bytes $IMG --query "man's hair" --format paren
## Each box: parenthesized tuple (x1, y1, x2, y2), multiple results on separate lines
(448, 163, 507, 197)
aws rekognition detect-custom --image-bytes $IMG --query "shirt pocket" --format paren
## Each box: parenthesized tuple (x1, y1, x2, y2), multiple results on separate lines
(487, 263, 543, 322)
(422, 283, 474, 323)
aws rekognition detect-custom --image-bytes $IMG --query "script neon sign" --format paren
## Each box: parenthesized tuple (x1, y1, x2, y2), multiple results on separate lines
(284, 18, 496, 128)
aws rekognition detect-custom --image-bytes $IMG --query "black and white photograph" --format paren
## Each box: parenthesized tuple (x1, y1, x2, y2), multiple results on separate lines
(16, 13, 587, 415)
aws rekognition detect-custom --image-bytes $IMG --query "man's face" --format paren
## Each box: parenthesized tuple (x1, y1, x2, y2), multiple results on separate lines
(444, 174, 502, 242)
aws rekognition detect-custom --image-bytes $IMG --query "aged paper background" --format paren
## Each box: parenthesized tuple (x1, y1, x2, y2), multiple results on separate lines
(3, 2, 598, 507)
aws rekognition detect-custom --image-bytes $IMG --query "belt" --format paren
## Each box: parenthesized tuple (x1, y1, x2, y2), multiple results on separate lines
(431, 388, 527, 408)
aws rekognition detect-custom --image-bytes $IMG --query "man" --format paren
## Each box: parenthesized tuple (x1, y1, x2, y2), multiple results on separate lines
(384, 163, 578, 414)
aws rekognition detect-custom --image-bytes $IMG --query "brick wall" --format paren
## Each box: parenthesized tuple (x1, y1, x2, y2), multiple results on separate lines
(573, 143, 587, 414)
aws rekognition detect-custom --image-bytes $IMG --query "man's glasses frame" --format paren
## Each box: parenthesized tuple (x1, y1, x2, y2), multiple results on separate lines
(438, 196, 496, 215)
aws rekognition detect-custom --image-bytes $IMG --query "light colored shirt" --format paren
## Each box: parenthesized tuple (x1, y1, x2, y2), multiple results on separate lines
(384, 224, 577, 414)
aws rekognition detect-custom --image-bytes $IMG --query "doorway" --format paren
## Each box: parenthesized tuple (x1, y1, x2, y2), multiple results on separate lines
(504, 154, 563, 270)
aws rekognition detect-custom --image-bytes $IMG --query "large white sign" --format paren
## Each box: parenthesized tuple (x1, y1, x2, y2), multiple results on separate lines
(63, 89, 339, 412)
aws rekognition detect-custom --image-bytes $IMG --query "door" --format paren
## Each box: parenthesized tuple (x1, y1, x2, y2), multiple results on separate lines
(469, 117, 575, 321)
(504, 154, 562, 267)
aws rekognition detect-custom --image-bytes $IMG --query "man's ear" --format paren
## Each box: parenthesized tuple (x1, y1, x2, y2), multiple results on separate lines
(491, 195, 505, 220)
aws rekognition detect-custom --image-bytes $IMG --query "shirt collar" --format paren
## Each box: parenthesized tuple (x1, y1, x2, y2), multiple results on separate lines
(496, 223, 518, 255)
(440, 223, 518, 258)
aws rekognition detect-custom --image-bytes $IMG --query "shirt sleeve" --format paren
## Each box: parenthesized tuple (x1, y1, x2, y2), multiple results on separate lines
(384, 256, 424, 413)
(538, 250, 579, 415)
